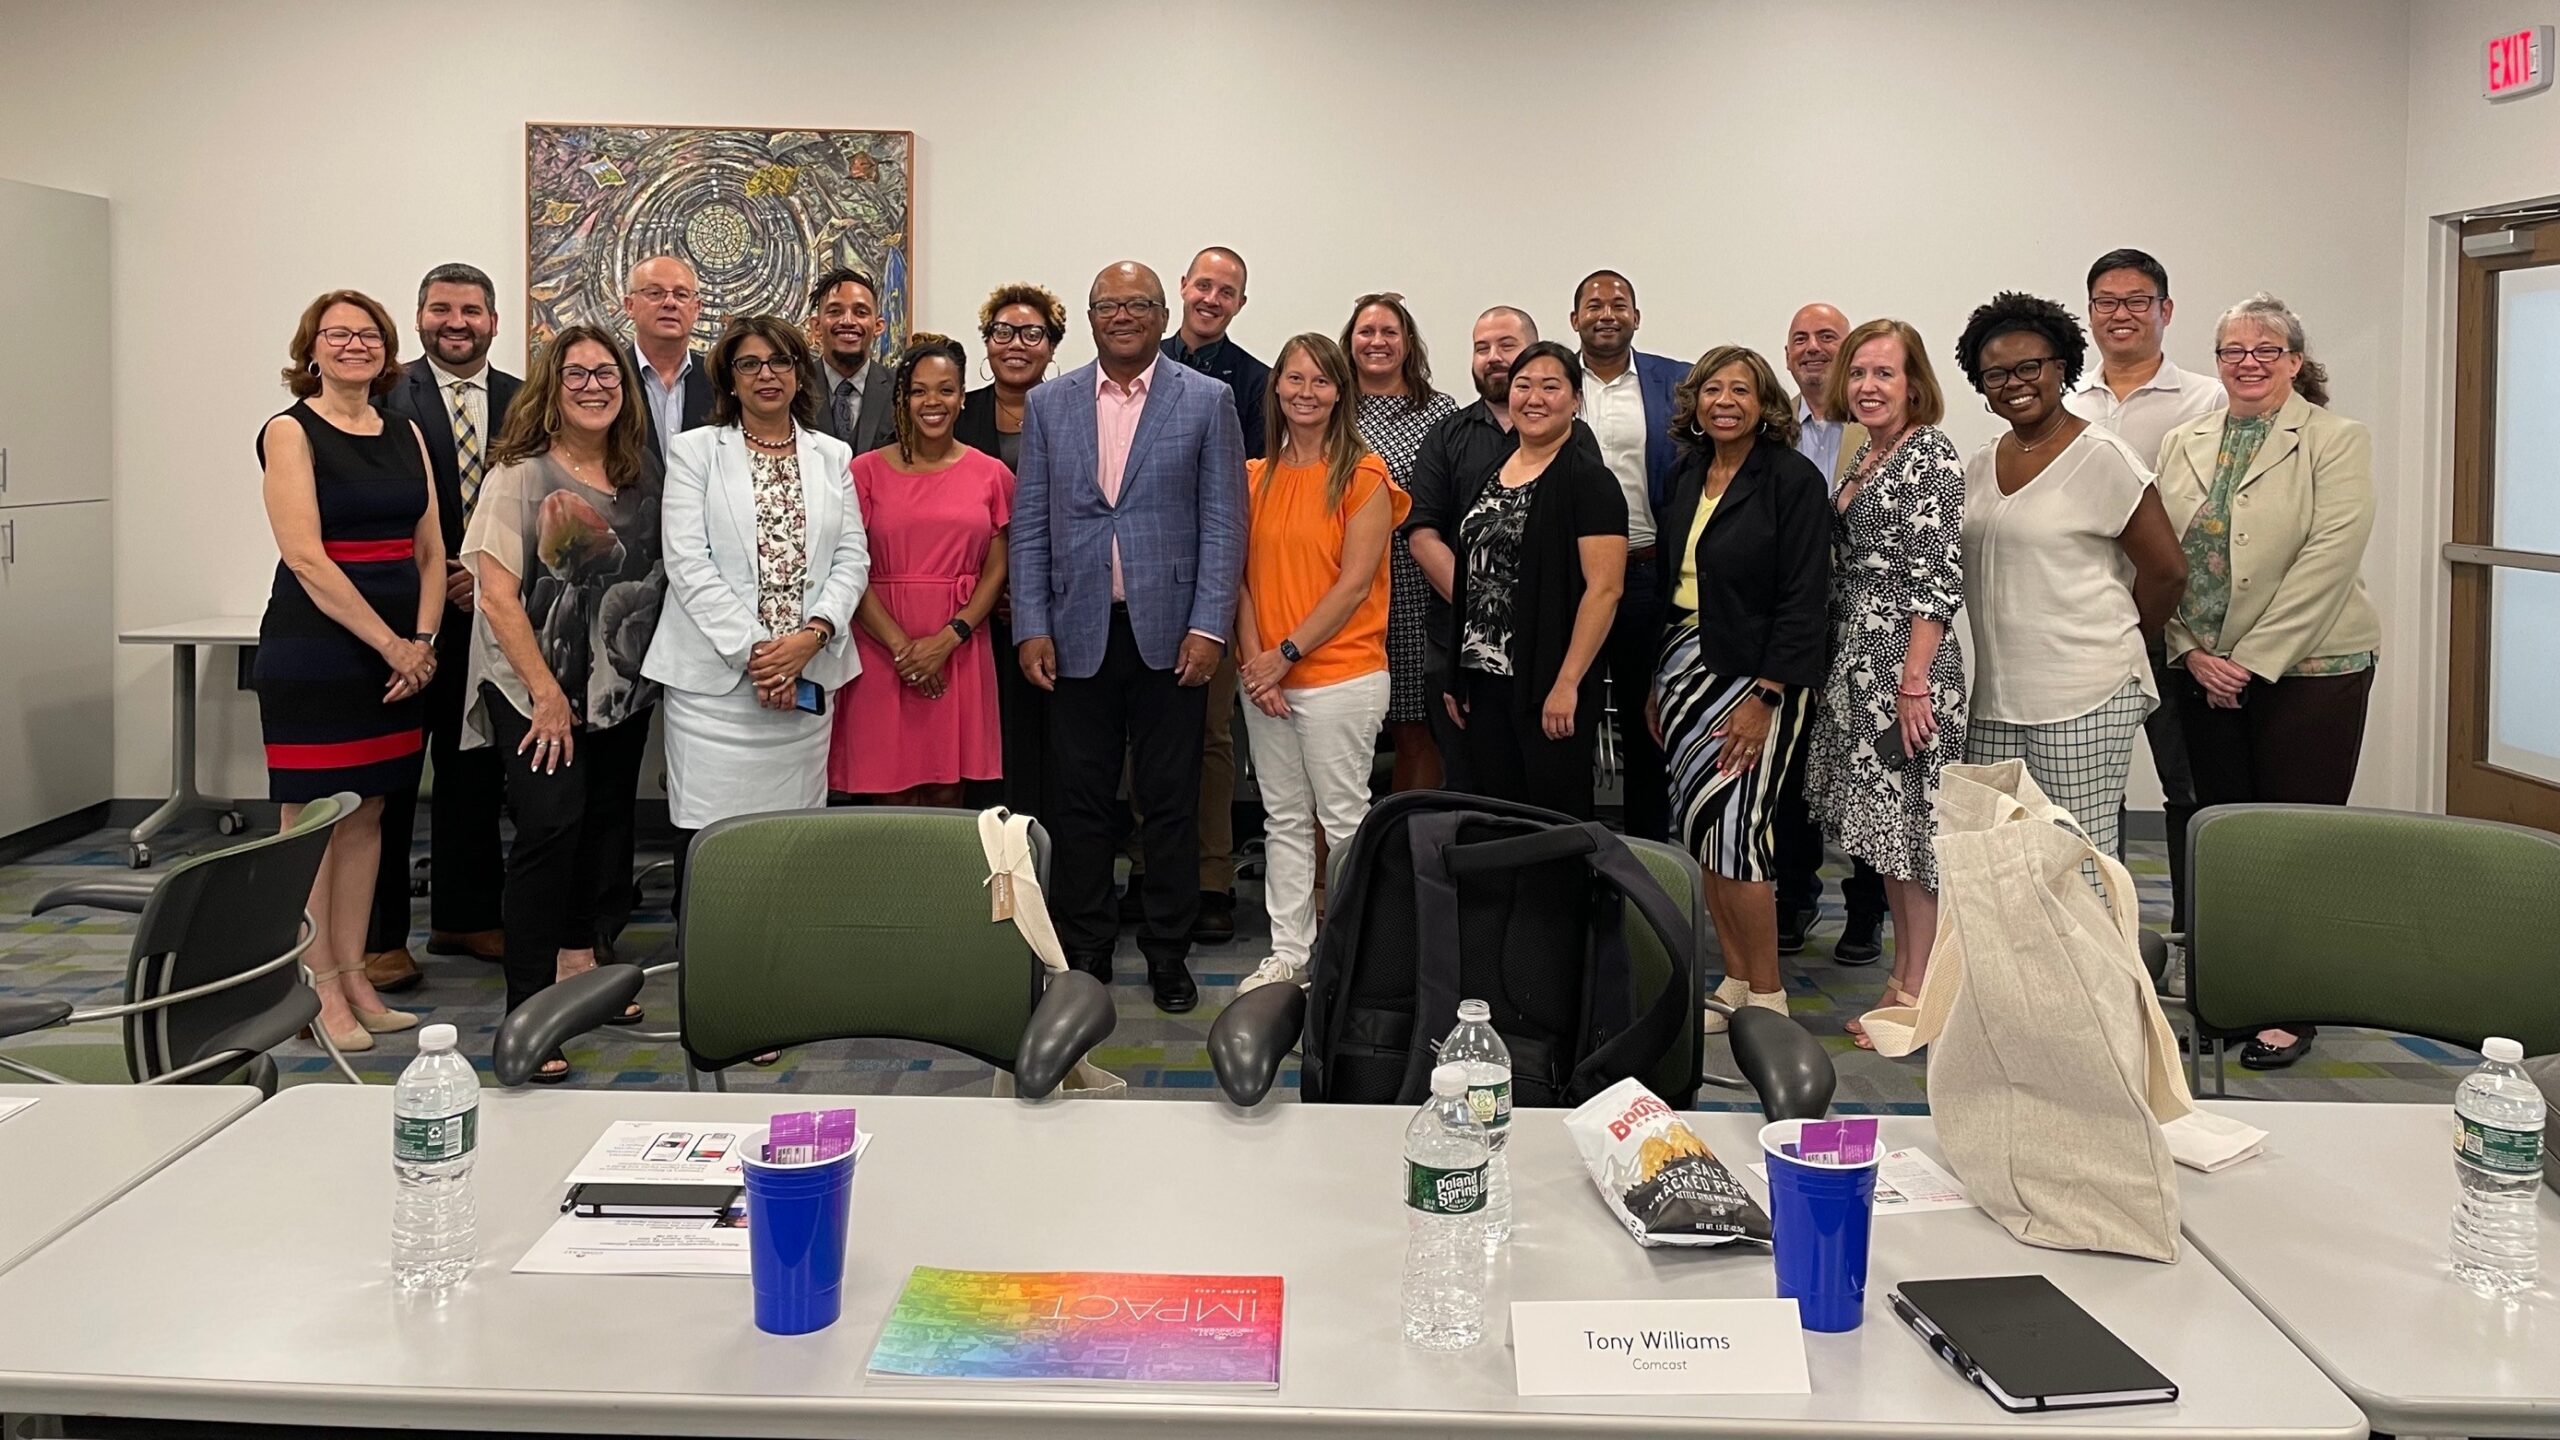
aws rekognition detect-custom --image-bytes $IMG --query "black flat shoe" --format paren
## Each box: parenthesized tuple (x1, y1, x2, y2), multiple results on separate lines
(2240, 1032, 2314, 1070)
(527, 1049, 573, 1086)
(1067, 949, 1114, 986)
(1775, 906, 1814, 956)
(1190, 890, 1236, 945)
(1146, 956, 1198, 1014)
(1834, 912, 1884, 966)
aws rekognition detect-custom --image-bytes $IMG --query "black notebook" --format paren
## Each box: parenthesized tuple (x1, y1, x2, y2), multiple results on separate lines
(1890, 1276, 2177, 1414)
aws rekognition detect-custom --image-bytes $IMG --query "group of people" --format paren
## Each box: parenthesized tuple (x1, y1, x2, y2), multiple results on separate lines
(252, 243, 2377, 1081)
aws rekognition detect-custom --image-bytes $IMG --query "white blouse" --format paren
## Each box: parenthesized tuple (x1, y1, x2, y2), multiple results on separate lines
(1960, 427, 2157, 725)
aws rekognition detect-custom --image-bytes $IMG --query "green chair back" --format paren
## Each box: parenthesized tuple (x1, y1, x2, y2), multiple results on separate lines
(678, 808, 1046, 1071)
(2190, 804, 2560, 1055)
(1625, 837, 1705, 1109)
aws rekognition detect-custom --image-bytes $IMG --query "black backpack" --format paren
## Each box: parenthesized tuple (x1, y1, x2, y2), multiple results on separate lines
(1300, 789, 1700, 1111)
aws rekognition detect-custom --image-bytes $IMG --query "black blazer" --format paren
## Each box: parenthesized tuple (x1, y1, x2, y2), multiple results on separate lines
(376, 358, 522, 557)
(955, 384, 1003, 455)
(637, 353, 716, 463)
(1446, 444, 1629, 721)
(1654, 438, 1833, 690)
(811, 356, 896, 454)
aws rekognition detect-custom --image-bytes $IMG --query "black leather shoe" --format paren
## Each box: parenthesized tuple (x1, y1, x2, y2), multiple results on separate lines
(1191, 890, 1236, 945)
(1834, 912, 1884, 966)
(1146, 955, 1198, 1014)
(1775, 905, 1814, 956)
(2240, 1031, 2313, 1070)
(1067, 949, 1114, 986)
(1117, 885, 1145, 926)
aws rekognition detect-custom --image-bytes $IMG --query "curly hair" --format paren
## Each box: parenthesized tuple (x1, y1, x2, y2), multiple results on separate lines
(706, 315, 821, 430)
(976, 283, 1067, 345)
(890, 332, 970, 460)
(1670, 346, 1800, 452)
(281, 289, 402, 398)
(1954, 291, 2088, 393)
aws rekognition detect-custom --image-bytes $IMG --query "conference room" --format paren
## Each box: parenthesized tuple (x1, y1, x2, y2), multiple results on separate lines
(0, 1, 2555, 1436)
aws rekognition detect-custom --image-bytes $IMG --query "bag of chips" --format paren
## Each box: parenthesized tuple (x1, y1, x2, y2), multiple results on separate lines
(1565, 1077, 1771, 1247)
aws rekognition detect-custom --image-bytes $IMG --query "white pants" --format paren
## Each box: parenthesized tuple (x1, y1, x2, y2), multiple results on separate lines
(1239, 670, 1391, 971)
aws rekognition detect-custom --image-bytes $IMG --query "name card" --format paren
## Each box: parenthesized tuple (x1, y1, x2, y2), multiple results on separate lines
(1511, 1299, 1811, 1396)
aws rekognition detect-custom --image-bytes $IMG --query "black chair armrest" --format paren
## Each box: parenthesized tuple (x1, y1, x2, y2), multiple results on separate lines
(2139, 930, 2173, 988)
(1013, 969, 1115, 1100)
(1206, 983, 1305, 1107)
(32, 879, 158, 916)
(1728, 1007, 1836, 1120)
(492, 965, 644, 1086)
(0, 998, 74, 1041)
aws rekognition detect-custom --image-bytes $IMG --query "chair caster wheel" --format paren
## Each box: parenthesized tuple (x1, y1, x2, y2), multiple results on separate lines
(216, 810, 247, 836)
(128, 844, 151, 869)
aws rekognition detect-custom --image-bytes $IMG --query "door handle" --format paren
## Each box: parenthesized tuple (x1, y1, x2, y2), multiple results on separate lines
(0, 446, 10, 494)
(1, 518, 14, 566)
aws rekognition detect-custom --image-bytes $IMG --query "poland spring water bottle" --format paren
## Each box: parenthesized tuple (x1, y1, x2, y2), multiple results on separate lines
(2451, 1036, 2545, 1297)
(1440, 999, 1513, 1247)
(392, 1023, 480, 1291)
(1401, 1063, 1492, 1350)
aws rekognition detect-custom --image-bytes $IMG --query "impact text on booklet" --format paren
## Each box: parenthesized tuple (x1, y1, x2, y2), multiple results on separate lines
(867, 1268, 1284, 1388)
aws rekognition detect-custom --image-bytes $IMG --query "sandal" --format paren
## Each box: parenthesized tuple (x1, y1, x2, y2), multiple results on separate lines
(526, 1049, 572, 1086)
(1847, 983, 1919, 1052)
(604, 1003, 647, 1027)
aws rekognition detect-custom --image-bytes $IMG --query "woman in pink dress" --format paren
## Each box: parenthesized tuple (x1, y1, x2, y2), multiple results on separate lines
(829, 334, 1013, 804)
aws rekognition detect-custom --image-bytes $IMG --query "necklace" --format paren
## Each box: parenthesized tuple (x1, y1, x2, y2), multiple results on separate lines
(744, 422, 796, 451)
(2010, 415, 2069, 454)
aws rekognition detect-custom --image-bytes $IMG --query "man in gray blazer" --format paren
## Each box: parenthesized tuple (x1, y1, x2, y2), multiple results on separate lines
(806, 266, 896, 454)
(1012, 261, 1247, 1012)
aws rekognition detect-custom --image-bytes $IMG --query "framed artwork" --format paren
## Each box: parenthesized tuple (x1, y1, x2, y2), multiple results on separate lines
(524, 122, 914, 359)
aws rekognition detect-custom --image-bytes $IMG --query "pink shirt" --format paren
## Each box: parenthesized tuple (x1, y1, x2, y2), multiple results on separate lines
(1094, 356, 1157, 602)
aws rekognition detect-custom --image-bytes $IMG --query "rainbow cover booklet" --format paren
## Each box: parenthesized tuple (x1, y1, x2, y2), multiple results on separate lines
(866, 1267, 1284, 1387)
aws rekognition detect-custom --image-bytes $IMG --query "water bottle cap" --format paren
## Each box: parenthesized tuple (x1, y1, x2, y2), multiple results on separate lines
(1456, 999, 1490, 1023)
(1430, 1063, 1469, 1098)
(2482, 1036, 2523, 1063)
(418, 1023, 458, 1052)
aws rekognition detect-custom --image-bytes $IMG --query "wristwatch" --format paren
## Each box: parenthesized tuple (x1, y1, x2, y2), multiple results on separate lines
(1750, 684, 1785, 709)
(947, 617, 974, 642)
(1278, 639, 1303, 664)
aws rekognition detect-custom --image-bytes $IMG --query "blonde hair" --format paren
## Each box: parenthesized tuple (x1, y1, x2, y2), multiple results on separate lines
(1260, 333, 1373, 512)
(1821, 318, 1944, 429)
(2217, 292, 2330, 407)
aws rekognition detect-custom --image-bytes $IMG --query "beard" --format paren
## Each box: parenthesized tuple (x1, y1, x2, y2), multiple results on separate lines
(1474, 367, 1510, 405)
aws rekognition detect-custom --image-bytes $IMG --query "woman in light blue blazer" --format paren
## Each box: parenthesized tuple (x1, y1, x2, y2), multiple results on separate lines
(642, 315, 870, 885)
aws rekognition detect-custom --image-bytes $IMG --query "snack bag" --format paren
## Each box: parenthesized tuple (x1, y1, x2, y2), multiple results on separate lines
(1565, 1077, 1772, 1247)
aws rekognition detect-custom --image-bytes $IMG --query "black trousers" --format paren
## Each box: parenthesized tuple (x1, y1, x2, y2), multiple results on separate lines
(368, 619, 505, 950)
(2136, 639, 2200, 932)
(1772, 758, 1887, 922)
(1423, 631, 1473, 793)
(2175, 663, 2376, 1042)
(484, 690, 651, 1013)
(1048, 610, 1208, 963)
(1460, 672, 1598, 820)
(1598, 558, 1668, 841)
(985, 611, 1050, 818)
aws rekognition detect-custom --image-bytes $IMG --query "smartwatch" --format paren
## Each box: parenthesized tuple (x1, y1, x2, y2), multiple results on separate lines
(1750, 684, 1785, 709)
(1278, 639, 1303, 664)
(947, 617, 974, 643)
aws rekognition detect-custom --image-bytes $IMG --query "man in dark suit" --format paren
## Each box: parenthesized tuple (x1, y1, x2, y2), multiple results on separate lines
(362, 263, 522, 992)
(624, 255, 715, 462)
(1013, 261, 1247, 1013)
(807, 266, 896, 454)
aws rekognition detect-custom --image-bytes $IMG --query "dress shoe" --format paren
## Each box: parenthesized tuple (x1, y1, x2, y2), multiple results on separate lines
(2240, 1030, 2314, 1070)
(1190, 890, 1237, 945)
(362, 947, 422, 994)
(427, 928, 505, 962)
(1775, 905, 1814, 957)
(1066, 949, 1114, 986)
(1834, 912, 1884, 966)
(1146, 955, 1199, 1014)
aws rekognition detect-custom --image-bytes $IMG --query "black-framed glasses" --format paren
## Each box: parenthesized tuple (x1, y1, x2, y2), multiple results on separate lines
(2089, 295, 2160, 316)
(1978, 356, 2060, 390)
(986, 322, 1054, 346)
(562, 364, 623, 391)
(1088, 298, 1163, 319)
(317, 326, 384, 350)
(2214, 344, 2294, 366)
(731, 355, 796, 378)
(632, 286, 698, 305)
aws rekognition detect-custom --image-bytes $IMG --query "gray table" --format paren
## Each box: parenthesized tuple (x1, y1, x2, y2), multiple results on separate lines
(2184, 1099, 2560, 1438)
(0, 1082, 259, 1275)
(117, 615, 262, 867)
(0, 1086, 2363, 1438)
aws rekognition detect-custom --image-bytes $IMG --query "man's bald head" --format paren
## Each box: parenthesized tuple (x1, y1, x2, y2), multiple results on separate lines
(1088, 261, 1170, 375)
(1785, 302, 1851, 407)
(1089, 261, 1165, 306)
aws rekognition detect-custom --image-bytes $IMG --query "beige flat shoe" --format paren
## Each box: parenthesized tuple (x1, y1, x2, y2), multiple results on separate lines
(353, 1006, 420, 1034)
(1702, 976, 1752, 1034)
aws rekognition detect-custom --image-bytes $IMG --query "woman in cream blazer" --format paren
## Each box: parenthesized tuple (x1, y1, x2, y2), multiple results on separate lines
(642, 317, 870, 880)
(2153, 292, 2376, 1070)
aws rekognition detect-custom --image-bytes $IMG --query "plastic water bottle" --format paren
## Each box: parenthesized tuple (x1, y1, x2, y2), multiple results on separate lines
(392, 1023, 480, 1291)
(1440, 999, 1513, 1248)
(1402, 1063, 1492, 1350)
(2451, 1036, 2545, 1298)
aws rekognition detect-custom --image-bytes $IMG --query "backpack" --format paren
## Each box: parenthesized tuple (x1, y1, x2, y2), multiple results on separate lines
(1300, 789, 1699, 1111)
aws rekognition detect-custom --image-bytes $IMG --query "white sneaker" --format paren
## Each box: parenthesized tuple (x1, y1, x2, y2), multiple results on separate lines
(1236, 958, 1308, 996)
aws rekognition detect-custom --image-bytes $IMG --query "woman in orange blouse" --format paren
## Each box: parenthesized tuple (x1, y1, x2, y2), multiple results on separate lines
(1233, 334, 1408, 995)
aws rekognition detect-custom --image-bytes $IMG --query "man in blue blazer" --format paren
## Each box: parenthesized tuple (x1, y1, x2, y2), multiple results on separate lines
(1572, 269, 1685, 842)
(1013, 261, 1248, 1012)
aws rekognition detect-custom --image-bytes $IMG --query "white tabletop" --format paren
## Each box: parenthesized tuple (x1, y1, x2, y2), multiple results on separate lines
(2185, 1099, 2560, 1437)
(0, 1087, 2362, 1439)
(0, 1082, 260, 1276)
(118, 615, 262, 646)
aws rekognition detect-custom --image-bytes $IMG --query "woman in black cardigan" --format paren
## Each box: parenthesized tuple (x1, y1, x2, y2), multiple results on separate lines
(1444, 342, 1628, 818)
(1648, 345, 1832, 1028)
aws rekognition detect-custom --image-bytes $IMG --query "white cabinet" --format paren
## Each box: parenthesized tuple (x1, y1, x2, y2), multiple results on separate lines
(0, 178, 109, 506)
(0, 500, 114, 836)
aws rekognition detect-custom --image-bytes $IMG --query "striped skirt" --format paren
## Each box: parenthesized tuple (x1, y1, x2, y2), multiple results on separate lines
(1656, 620, 1812, 883)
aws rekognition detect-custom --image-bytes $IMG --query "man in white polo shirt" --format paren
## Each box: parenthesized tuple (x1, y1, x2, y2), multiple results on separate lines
(2065, 248, 2225, 933)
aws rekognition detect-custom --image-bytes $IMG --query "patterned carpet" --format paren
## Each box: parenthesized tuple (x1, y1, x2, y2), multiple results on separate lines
(0, 811, 2477, 1109)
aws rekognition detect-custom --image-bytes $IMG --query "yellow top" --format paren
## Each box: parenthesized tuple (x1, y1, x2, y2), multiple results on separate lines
(1672, 493, 1722, 612)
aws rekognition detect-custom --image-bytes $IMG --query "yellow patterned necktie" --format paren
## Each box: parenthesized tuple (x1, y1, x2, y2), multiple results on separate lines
(449, 380, 484, 515)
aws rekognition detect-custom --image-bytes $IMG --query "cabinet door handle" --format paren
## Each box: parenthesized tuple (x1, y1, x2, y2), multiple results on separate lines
(1, 519, 14, 566)
(0, 446, 10, 494)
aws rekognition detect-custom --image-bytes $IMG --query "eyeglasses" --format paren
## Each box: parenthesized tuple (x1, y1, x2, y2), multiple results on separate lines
(632, 286, 699, 306)
(317, 326, 385, 350)
(1978, 356, 2059, 390)
(730, 355, 796, 378)
(561, 365, 622, 391)
(1088, 299, 1164, 319)
(2214, 344, 2294, 366)
(2089, 296, 2160, 316)
(986, 322, 1054, 346)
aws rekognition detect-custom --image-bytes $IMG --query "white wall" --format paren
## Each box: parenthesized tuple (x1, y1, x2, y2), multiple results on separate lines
(0, 0, 2421, 807)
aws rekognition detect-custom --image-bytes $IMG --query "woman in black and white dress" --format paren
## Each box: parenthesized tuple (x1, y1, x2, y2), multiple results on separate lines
(1343, 292, 1460, 791)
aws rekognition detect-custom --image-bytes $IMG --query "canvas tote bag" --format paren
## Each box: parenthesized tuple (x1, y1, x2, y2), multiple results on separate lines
(978, 808, 1129, 1100)
(1858, 760, 2191, 1262)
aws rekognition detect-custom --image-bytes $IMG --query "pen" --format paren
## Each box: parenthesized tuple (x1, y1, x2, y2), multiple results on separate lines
(1890, 1294, 1981, 1386)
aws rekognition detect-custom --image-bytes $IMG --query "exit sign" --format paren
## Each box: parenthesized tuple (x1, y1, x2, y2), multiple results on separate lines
(2486, 25, 2552, 100)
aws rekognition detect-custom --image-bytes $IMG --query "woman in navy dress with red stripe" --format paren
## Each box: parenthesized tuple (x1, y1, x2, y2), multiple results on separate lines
(254, 290, 442, 1054)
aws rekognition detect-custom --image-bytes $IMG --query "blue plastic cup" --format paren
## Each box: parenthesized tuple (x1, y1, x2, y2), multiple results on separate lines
(740, 1133, 858, 1335)
(1759, 1118, 1883, 1333)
